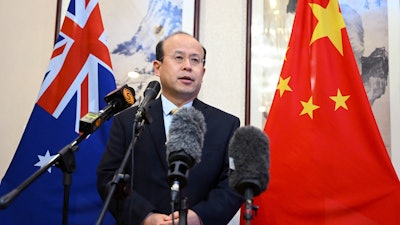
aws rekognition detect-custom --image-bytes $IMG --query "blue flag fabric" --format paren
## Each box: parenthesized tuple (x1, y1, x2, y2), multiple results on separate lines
(0, 0, 115, 224)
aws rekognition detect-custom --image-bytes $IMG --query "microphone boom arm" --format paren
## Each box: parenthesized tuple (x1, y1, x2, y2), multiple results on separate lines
(0, 133, 86, 225)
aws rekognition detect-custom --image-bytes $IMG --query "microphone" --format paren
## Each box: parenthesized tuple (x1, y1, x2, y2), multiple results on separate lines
(228, 125, 270, 221)
(166, 107, 206, 202)
(135, 80, 161, 123)
(79, 84, 135, 134)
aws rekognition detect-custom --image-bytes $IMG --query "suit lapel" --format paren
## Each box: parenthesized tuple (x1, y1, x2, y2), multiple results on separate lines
(193, 98, 209, 119)
(146, 98, 210, 169)
(146, 98, 168, 168)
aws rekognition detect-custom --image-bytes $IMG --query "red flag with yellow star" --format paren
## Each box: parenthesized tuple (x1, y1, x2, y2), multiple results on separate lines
(250, 0, 400, 224)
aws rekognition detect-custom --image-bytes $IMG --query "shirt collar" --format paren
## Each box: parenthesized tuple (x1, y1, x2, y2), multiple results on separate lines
(161, 95, 193, 116)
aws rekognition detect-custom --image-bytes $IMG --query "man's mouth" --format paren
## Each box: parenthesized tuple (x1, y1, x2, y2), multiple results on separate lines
(179, 75, 194, 81)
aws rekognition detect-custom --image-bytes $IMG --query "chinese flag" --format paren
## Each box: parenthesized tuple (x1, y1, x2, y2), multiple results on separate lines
(250, 0, 400, 224)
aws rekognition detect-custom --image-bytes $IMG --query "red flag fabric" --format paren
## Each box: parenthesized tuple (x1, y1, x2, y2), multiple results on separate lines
(250, 0, 400, 224)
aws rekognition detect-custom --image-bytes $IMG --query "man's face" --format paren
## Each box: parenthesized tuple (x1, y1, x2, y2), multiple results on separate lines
(154, 34, 205, 105)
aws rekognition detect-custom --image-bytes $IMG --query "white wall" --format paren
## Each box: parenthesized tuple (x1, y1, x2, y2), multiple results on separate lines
(198, 0, 247, 122)
(388, 0, 400, 176)
(0, 1, 57, 180)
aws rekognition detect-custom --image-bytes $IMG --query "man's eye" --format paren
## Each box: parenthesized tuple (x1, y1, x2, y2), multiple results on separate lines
(190, 58, 200, 64)
(174, 56, 184, 61)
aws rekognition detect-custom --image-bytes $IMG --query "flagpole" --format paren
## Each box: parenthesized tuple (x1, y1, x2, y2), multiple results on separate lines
(54, 0, 63, 44)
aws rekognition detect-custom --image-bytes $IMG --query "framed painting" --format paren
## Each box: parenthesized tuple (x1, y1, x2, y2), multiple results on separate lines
(100, 0, 200, 100)
(57, 0, 200, 100)
(245, 0, 398, 159)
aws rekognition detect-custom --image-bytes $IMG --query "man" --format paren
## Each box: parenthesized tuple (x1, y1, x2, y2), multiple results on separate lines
(97, 31, 243, 225)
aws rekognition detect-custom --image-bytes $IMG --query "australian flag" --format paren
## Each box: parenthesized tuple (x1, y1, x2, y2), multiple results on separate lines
(0, 0, 115, 224)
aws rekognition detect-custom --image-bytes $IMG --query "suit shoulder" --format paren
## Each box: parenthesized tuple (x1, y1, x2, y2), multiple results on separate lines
(196, 100, 240, 125)
(207, 105, 238, 121)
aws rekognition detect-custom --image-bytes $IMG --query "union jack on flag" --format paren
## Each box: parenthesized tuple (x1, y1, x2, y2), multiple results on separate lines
(0, 0, 116, 224)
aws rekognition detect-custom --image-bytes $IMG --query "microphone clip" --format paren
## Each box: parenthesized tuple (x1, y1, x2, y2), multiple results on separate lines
(133, 80, 161, 133)
(134, 106, 153, 133)
(243, 188, 259, 222)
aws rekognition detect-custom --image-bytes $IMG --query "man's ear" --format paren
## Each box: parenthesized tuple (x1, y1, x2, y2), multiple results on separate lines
(153, 60, 161, 77)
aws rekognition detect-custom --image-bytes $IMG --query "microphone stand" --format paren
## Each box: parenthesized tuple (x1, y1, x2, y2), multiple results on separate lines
(170, 190, 188, 225)
(95, 107, 152, 225)
(178, 196, 188, 225)
(243, 189, 259, 225)
(0, 133, 88, 225)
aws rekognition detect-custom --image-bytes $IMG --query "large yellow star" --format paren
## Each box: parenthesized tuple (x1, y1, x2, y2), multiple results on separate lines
(309, 0, 346, 55)
(276, 76, 293, 97)
(300, 96, 320, 119)
(329, 89, 350, 110)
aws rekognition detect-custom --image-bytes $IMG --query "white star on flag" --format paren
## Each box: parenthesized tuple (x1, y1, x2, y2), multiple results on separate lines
(34, 150, 55, 173)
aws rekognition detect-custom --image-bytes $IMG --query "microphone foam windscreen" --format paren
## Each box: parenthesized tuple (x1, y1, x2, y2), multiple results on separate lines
(104, 84, 136, 112)
(228, 125, 270, 196)
(166, 107, 206, 166)
(144, 80, 161, 98)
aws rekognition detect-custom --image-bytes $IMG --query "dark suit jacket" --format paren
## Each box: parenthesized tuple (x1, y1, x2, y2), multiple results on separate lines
(97, 98, 243, 225)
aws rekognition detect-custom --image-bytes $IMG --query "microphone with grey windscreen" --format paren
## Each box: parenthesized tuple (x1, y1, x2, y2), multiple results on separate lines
(166, 107, 206, 202)
(228, 125, 270, 221)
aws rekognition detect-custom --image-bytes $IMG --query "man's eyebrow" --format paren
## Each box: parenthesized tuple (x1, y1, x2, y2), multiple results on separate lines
(171, 50, 184, 55)
(171, 50, 202, 57)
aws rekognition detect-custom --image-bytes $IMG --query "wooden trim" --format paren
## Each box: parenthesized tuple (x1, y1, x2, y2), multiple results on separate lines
(245, 0, 252, 125)
(193, 0, 200, 40)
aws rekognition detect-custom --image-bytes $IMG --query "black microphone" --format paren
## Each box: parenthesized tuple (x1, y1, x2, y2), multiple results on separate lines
(228, 125, 270, 221)
(79, 84, 135, 134)
(166, 107, 206, 202)
(135, 80, 161, 123)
